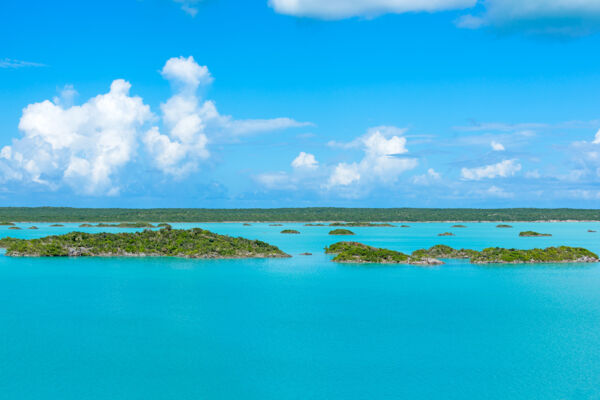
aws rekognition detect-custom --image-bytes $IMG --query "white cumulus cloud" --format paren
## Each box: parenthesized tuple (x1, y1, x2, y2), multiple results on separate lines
(0, 79, 152, 195)
(0, 56, 309, 194)
(269, 0, 476, 19)
(145, 56, 309, 177)
(461, 159, 521, 180)
(292, 152, 318, 170)
(592, 129, 600, 144)
(491, 140, 505, 151)
(327, 128, 417, 187)
(457, 0, 600, 35)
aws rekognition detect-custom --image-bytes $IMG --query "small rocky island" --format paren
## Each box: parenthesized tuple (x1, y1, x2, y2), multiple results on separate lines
(438, 232, 455, 236)
(452, 224, 467, 228)
(329, 229, 355, 235)
(325, 242, 598, 265)
(329, 222, 395, 227)
(325, 242, 442, 265)
(79, 222, 156, 228)
(281, 229, 300, 234)
(519, 231, 552, 237)
(0, 228, 290, 259)
(496, 224, 513, 228)
(413, 244, 598, 264)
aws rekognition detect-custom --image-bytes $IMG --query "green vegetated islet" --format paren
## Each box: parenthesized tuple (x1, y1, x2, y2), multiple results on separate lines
(329, 222, 395, 227)
(329, 229, 355, 235)
(281, 229, 300, 234)
(325, 242, 442, 265)
(519, 231, 552, 237)
(325, 242, 598, 265)
(79, 222, 157, 228)
(0, 228, 290, 259)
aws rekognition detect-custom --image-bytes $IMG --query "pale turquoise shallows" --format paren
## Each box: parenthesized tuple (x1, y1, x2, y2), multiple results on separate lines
(1, 222, 600, 399)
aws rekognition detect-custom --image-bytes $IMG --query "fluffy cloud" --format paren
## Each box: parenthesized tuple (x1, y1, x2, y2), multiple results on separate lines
(491, 140, 505, 151)
(269, 0, 476, 19)
(461, 159, 521, 180)
(0, 80, 152, 195)
(327, 128, 417, 187)
(161, 56, 212, 89)
(412, 168, 441, 185)
(145, 56, 309, 177)
(593, 129, 600, 145)
(291, 152, 318, 170)
(457, 0, 600, 35)
(0, 56, 308, 194)
(328, 163, 361, 186)
(269, 0, 600, 36)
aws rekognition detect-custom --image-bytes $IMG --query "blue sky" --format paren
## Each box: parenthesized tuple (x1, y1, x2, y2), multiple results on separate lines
(1, 0, 600, 208)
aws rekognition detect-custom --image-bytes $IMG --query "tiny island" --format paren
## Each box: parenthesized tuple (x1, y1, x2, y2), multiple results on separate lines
(281, 229, 300, 234)
(452, 224, 467, 228)
(79, 222, 156, 228)
(325, 242, 598, 265)
(0, 228, 290, 259)
(497, 224, 513, 228)
(519, 231, 552, 237)
(438, 232, 455, 236)
(325, 242, 442, 265)
(329, 222, 395, 227)
(329, 229, 355, 235)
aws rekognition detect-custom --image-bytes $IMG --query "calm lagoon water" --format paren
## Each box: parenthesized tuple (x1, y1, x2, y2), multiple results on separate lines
(1, 222, 600, 399)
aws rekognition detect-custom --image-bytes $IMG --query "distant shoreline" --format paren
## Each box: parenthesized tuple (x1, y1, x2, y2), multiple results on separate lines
(3, 220, 600, 224)
(1, 207, 600, 223)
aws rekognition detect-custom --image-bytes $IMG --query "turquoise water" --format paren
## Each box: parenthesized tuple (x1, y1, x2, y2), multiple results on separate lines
(1, 222, 600, 399)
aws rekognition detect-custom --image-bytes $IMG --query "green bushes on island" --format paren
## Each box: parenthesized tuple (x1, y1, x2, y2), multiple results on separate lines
(305, 223, 326, 226)
(413, 244, 598, 264)
(452, 224, 467, 228)
(281, 229, 300, 234)
(519, 231, 552, 237)
(96, 222, 155, 228)
(8, 226, 21, 230)
(411, 244, 478, 259)
(28, 226, 38, 230)
(50, 224, 64, 227)
(325, 242, 441, 265)
(470, 246, 597, 264)
(438, 232, 454, 236)
(497, 224, 513, 228)
(329, 222, 395, 227)
(324, 242, 599, 265)
(78, 222, 156, 228)
(0, 222, 15, 226)
(0, 228, 290, 259)
(329, 229, 355, 235)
